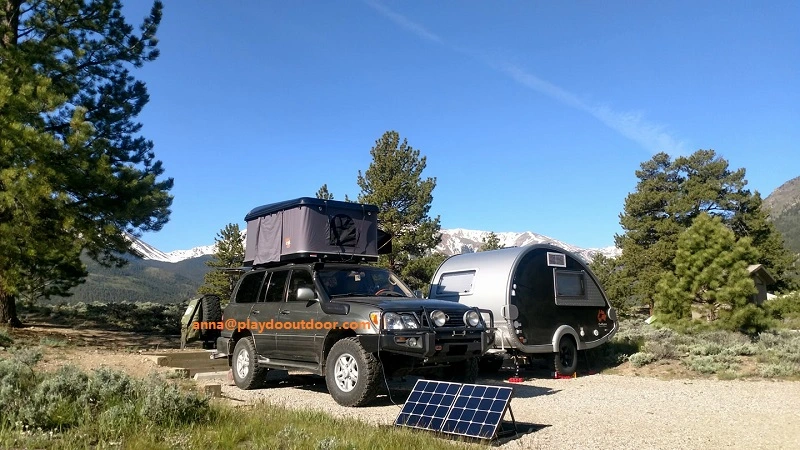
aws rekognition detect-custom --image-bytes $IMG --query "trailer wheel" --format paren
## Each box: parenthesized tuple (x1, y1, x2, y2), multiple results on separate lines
(553, 336, 578, 376)
(325, 338, 382, 407)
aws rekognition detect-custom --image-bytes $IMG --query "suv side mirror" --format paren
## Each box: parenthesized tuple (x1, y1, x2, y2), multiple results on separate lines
(296, 287, 317, 302)
(414, 289, 424, 299)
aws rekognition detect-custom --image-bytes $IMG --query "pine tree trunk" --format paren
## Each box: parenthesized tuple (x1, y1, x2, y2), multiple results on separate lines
(0, 289, 22, 327)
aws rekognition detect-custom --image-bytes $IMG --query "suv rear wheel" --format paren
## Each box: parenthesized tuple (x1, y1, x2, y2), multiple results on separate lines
(231, 336, 268, 390)
(325, 338, 382, 407)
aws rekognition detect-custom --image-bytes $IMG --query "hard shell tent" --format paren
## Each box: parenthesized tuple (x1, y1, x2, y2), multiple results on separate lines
(244, 197, 386, 267)
(427, 244, 618, 375)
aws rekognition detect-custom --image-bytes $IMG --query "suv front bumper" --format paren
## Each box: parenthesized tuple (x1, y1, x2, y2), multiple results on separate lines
(360, 328, 493, 363)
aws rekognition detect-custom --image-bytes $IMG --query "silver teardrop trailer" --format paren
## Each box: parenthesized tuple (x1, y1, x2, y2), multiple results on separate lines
(427, 244, 618, 376)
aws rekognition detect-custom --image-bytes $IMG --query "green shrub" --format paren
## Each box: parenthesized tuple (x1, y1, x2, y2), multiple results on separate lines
(687, 342, 724, 356)
(758, 361, 800, 378)
(683, 354, 739, 374)
(641, 341, 678, 360)
(765, 291, 800, 329)
(629, 352, 657, 367)
(0, 327, 12, 347)
(0, 350, 213, 433)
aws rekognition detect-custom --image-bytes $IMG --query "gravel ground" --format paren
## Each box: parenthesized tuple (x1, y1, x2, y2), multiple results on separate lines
(215, 370, 800, 450)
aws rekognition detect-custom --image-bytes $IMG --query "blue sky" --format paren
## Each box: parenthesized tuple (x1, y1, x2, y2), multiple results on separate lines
(124, 1, 799, 252)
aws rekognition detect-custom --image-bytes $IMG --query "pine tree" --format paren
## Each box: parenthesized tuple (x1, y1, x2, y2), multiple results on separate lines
(197, 224, 244, 302)
(589, 253, 635, 315)
(316, 184, 334, 200)
(615, 152, 683, 313)
(0, 0, 171, 326)
(617, 150, 797, 314)
(479, 232, 503, 251)
(654, 213, 764, 331)
(400, 253, 447, 295)
(357, 131, 441, 273)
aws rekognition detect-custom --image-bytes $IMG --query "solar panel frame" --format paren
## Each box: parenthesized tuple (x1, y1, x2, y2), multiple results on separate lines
(394, 380, 514, 440)
(441, 383, 513, 439)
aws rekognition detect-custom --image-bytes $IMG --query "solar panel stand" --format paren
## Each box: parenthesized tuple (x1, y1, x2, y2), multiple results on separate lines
(495, 403, 518, 439)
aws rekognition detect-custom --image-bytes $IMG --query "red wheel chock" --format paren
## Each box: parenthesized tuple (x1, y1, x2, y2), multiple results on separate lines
(554, 372, 577, 379)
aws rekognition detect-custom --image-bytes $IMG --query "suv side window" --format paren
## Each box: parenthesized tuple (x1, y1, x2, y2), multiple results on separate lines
(287, 269, 315, 302)
(264, 270, 289, 303)
(234, 271, 265, 303)
(257, 272, 272, 302)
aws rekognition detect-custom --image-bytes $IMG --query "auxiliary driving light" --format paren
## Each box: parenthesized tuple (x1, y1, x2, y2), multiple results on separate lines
(464, 310, 480, 327)
(430, 310, 447, 327)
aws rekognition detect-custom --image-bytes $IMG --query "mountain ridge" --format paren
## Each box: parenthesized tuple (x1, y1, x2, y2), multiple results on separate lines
(764, 175, 800, 254)
(133, 228, 620, 264)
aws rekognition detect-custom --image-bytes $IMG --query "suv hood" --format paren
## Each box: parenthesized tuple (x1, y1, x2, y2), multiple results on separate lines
(335, 297, 469, 311)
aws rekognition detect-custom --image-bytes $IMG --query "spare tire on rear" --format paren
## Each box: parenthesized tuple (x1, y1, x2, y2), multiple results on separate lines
(200, 294, 223, 341)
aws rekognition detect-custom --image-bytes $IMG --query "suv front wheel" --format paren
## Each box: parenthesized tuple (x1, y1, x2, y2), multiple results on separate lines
(325, 338, 382, 407)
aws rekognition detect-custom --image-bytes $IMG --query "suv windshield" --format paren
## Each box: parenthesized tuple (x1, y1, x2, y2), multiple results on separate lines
(318, 266, 413, 298)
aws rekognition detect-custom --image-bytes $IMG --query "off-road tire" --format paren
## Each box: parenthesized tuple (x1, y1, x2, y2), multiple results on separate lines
(553, 336, 578, 376)
(200, 295, 223, 340)
(325, 337, 382, 407)
(231, 336, 268, 390)
(442, 357, 479, 383)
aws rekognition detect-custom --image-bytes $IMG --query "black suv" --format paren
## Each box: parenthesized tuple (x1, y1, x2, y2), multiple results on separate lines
(212, 261, 493, 407)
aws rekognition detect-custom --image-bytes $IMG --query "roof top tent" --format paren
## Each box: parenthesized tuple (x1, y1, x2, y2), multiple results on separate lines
(243, 197, 390, 267)
(427, 243, 618, 376)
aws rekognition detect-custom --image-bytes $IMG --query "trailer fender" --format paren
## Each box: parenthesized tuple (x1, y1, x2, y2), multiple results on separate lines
(551, 325, 580, 352)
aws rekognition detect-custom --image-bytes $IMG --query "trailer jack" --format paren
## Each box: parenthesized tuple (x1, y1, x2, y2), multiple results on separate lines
(507, 353, 524, 383)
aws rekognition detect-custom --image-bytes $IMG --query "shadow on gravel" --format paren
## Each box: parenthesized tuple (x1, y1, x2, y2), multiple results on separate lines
(383, 420, 550, 446)
(492, 422, 551, 446)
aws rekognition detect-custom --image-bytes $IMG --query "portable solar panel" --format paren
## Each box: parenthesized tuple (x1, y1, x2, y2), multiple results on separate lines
(394, 380, 462, 432)
(440, 384, 513, 439)
(395, 379, 515, 440)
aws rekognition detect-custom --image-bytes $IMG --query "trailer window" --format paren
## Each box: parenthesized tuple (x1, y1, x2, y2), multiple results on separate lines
(554, 269, 587, 305)
(436, 271, 476, 297)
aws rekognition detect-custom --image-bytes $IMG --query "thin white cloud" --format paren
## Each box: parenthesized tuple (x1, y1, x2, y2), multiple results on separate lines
(362, 0, 444, 45)
(364, 1, 688, 155)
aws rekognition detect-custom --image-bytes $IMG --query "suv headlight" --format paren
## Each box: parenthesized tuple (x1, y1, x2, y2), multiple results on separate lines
(464, 310, 481, 327)
(430, 310, 447, 327)
(383, 312, 420, 330)
(401, 314, 419, 329)
(384, 312, 404, 330)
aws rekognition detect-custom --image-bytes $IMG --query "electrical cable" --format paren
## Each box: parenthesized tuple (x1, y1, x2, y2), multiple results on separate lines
(375, 320, 400, 408)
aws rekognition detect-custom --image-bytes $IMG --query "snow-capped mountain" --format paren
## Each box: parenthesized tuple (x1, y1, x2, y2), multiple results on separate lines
(129, 229, 619, 264)
(127, 233, 215, 263)
(126, 234, 174, 262)
(162, 245, 217, 262)
(436, 228, 620, 262)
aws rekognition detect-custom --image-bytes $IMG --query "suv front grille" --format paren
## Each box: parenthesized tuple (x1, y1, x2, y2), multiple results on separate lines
(421, 310, 470, 328)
